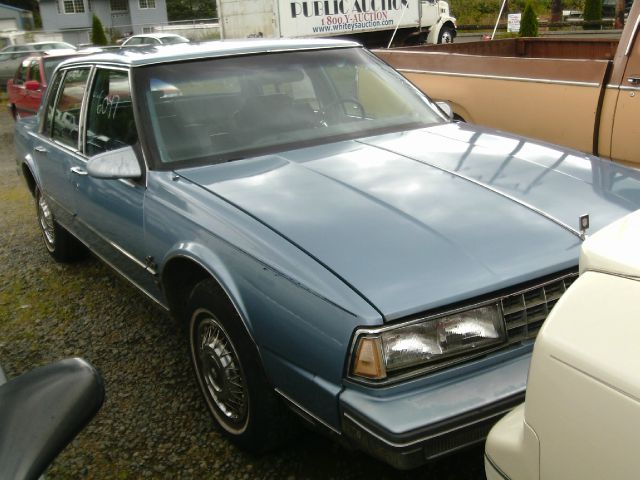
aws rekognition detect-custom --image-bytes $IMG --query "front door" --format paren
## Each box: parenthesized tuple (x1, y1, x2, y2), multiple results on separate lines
(73, 67, 161, 299)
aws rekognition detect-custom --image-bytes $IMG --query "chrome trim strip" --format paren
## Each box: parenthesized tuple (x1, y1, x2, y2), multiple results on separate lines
(79, 66, 96, 151)
(485, 454, 512, 480)
(606, 84, 640, 92)
(87, 245, 168, 310)
(625, 12, 640, 56)
(67, 45, 359, 70)
(275, 388, 342, 436)
(343, 406, 515, 449)
(362, 140, 586, 240)
(396, 68, 601, 88)
(75, 216, 157, 275)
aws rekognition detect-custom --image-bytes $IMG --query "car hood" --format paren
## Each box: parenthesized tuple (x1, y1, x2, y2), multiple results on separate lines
(177, 123, 639, 320)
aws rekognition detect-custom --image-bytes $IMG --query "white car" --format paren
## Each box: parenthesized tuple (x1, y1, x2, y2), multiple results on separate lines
(485, 209, 640, 480)
(121, 33, 189, 46)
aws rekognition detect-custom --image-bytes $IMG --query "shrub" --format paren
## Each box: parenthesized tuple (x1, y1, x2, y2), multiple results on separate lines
(91, 15, 108, 45)
(520, 2, 539, 36)
(583, 0, 603, 29)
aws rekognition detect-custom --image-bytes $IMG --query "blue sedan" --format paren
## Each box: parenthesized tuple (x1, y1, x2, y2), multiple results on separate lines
(14, 39, 640, 469)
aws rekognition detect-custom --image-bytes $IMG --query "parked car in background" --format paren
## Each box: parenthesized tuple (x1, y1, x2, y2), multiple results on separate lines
(121, 33, 189, 46)
(7, 50, 79, 120)
(0, 42, 76, 89)
(485, 209, 640, 480)
(0, 42, 76, 53)
(13, 39, 640, 470)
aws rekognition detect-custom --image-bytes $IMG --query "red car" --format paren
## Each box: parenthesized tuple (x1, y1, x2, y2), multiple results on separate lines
(7, 50, 78, 120)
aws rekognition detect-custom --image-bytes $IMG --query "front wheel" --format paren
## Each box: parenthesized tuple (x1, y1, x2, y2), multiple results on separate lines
(35, 188, 86, 262)
(187, 279, 296, 452)
(438, 26, 455, 44)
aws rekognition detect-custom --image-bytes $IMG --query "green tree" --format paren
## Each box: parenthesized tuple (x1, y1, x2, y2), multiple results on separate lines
(91, 14, 108, 45)
(519, 2, 539, 37)
(583, 0, 603, 29)
(166, 0, 216, 21)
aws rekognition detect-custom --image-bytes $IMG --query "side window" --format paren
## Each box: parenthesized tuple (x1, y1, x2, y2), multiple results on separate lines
(51, 68, 90, 148)
(85, 69, 137, 156)
(29, 60, 41, 83)
(42, 73, 64, 136)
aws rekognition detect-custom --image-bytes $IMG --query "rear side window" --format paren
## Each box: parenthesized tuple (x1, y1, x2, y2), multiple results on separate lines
(50, 68, 90, 149)
(43, 73, 64, 136)
(85, 69, 137, 156)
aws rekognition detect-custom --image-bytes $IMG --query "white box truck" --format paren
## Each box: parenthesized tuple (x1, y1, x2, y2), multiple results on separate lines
(215, 0, 457, 47)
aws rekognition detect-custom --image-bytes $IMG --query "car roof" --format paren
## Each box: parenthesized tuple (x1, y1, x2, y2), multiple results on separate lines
(57, 39, 361, 68)
(130, 33, 186, 39)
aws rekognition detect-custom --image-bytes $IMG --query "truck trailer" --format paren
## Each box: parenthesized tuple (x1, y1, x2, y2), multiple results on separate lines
(215, 0, 456, 47)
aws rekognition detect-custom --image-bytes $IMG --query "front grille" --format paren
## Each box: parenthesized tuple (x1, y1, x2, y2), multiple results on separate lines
(501, 272, 578, 342)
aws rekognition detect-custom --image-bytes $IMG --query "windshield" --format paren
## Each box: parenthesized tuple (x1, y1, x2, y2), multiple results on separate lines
(161, 36, 189, 44)
(134, 47, 444, 167)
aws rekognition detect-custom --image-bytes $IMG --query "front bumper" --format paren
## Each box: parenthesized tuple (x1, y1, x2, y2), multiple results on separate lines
(339, 348, 530, 470)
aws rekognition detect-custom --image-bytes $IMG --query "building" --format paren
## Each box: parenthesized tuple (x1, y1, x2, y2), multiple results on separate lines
(38, 0, 168, 45)
(0, 3, 35, 32)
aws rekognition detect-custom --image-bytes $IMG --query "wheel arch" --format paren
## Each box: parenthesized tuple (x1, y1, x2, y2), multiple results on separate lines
(21, 162, 37, 197)
(161, 253, 257, 343)
(445, 100, 472, 123)
(429, 20, 456, 44)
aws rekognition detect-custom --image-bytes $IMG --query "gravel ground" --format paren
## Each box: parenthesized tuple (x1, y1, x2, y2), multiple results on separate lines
(0, 105, 486, 480)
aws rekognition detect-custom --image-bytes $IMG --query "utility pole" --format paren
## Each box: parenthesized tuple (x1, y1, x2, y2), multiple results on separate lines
(551, 0, 563, 23)
(615, 0, 625, 29)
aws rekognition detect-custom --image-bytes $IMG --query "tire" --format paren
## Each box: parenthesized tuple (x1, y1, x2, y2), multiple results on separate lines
(438, 25, 455, 44)
(36, 188, 87, 262)
(187, 279, 295, 452)
(10, 104, 19, 121)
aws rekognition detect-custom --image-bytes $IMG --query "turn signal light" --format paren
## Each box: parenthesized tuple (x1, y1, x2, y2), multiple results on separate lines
(352, 337, 386, 379)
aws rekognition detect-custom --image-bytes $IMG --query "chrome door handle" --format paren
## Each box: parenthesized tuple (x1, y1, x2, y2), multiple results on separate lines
(627, 75, 640, 84)
(34, 145, 47, 154)
(70, 166, 88, 176)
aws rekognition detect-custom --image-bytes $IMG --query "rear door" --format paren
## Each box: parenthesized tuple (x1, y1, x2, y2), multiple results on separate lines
(32, 67, 91, 231)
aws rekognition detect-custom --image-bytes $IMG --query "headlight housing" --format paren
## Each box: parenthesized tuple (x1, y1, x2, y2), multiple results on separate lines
(350, 304, 506, 382)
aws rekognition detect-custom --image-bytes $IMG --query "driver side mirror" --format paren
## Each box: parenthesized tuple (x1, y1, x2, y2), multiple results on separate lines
(87, 146, 142, 180)
(435, 101, 454, 121)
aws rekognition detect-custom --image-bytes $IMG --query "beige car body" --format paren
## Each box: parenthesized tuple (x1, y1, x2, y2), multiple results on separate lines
(484, 209, 640, 480)
(375, 1, 640, 168)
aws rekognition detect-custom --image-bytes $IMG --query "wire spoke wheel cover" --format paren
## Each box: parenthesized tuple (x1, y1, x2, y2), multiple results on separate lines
(191, 308, 249, 433)
(37, 192, 56, 252)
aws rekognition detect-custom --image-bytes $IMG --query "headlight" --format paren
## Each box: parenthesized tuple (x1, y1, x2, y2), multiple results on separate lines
(350, 304, 505, 381)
